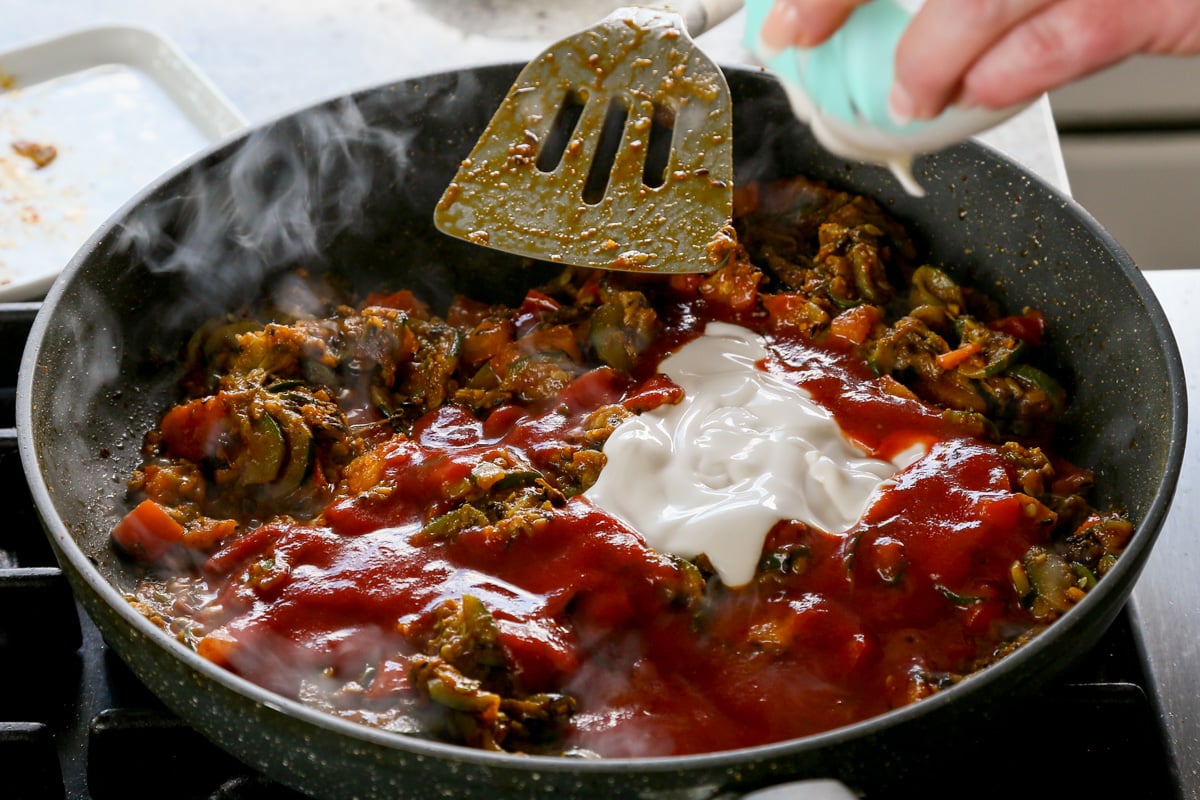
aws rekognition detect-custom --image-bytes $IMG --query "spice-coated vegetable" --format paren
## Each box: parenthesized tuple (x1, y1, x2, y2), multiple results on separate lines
(115, 175, 1132, 758)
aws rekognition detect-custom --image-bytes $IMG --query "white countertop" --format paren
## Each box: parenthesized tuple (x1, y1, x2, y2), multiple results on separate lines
(1133, 268, 1199, 799)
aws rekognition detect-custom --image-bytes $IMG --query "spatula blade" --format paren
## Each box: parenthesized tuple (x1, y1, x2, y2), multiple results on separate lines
(435, 7, 734, 274)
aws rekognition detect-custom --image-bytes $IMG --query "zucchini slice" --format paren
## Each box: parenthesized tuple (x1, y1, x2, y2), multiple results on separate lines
(268, 409, 315, 497)
(242, 413, 286, 485)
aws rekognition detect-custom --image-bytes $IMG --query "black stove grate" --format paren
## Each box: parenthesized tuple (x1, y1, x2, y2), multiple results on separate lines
(0, 302, 1181, 800)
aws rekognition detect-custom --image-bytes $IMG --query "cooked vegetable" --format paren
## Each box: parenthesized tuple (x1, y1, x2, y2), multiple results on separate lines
(587, 288, 657, 372)
(242, 413, 286, 485)
(112, 499, 184, 561)
(113, 174, 1133, 759)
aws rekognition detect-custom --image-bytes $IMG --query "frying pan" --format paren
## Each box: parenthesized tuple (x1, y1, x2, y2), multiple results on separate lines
(17, 64, 1186, 799)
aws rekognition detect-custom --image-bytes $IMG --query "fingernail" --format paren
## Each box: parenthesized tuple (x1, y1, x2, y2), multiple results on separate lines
(762, 2, 814, 49)
(755, 38, 783, 61)
(889, 82, 915, 126)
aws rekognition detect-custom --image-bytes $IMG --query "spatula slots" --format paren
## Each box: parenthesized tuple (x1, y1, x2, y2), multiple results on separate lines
(434, 4, 739, 274)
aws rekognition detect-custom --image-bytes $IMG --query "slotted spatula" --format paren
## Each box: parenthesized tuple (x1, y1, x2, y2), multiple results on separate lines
(435, 2, 743, 274)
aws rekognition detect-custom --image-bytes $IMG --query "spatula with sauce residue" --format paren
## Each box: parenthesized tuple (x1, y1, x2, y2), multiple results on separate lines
(435, 2, 743, 274)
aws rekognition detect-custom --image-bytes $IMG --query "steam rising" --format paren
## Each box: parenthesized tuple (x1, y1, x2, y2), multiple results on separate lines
(114, 97, 415, 318)
(31, 69, 497, 579)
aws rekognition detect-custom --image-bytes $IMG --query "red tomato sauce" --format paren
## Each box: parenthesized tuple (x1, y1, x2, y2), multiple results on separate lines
(194, 319, 1050, 756)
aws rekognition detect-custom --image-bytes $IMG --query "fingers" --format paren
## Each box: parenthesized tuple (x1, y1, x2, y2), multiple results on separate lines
(758, 0, 1057, 120)
(760, 0, 1200, 123)
(958, 0, 1200, 109)
(891, 0, 1054, 121)
(761, 0, 866, 49)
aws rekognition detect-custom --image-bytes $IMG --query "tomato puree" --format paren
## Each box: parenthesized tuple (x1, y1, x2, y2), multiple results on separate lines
(193, 326, 1050, 757)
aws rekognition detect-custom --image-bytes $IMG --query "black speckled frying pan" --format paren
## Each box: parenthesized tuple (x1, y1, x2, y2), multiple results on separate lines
(17, 64, 1187, 799)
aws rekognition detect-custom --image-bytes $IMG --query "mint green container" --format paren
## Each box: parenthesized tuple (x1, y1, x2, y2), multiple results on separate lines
(744, 0, 916, 131)
(743, 0, 1029, 195)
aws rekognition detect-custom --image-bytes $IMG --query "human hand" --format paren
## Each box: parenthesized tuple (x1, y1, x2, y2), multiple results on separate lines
(762, 0, 1200, 123)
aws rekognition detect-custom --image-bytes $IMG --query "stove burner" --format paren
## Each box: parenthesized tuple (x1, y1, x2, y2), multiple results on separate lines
(0, 301, 1181, 799)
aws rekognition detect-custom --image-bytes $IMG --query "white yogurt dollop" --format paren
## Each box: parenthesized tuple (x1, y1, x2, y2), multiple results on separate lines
(584, 322, 920, 587)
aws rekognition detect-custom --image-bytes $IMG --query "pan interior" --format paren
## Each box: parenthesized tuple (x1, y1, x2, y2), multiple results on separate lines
(20, 64, 1183, 780)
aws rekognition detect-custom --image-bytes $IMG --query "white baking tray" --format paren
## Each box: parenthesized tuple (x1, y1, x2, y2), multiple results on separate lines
(0, 26, 246, 301)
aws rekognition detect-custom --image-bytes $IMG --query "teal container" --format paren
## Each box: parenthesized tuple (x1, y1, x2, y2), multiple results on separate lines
(744, 0, 919, 132)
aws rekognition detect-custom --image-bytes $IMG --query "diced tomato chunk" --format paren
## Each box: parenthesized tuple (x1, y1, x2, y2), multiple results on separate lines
(962, 584, 1006, 635)
(160, 395, 232, 462)
(762, 293, 808, 333)
(515, 289, 563, 335)
(181, 517, 238, 551)
(112, 499, 185, 561)
(622, 374, 683, 413)
(699, 262, 762, 313)
(461, 318, 515, 366)
(519, 289, 561, 316)
(667, 273, 705, 297)
(363, 289, 430, 317)
(445, 294, 492, 327)
(731, 182, 760, 216)
(197, 626, 240, 667)
(556, 367, 627, 412)
(482, 404, 527, 439)
(828, 304, 883, 345)
(988, 309, 1045, 347)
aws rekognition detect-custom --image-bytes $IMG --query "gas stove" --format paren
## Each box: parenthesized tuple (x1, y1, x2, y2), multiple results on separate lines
(0, 297, 1184, 798)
